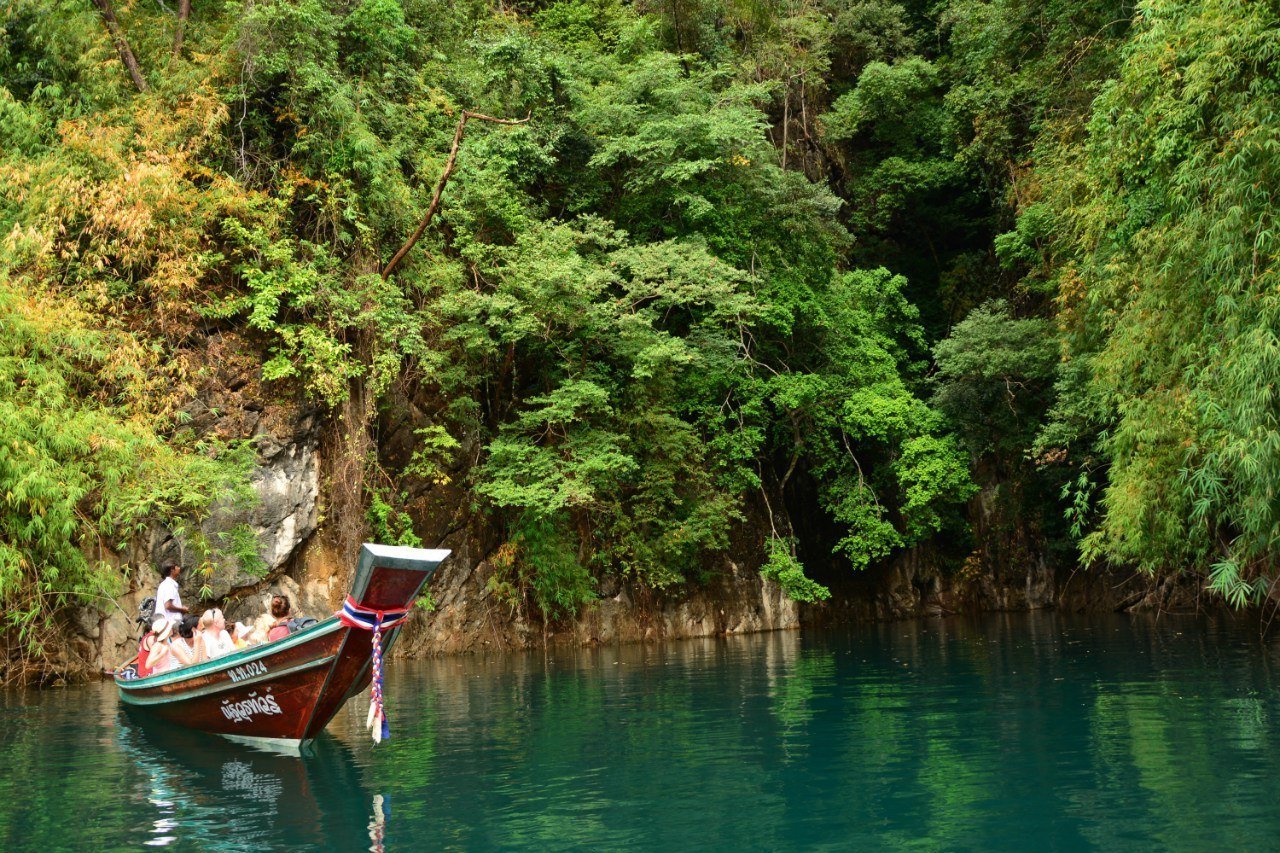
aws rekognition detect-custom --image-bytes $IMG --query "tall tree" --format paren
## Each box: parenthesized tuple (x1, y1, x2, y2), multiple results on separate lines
(172, 0, 192, 57)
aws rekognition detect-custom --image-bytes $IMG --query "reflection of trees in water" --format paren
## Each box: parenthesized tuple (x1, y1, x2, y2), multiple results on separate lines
(770, 646, 836, 745)
(377, 635, 808, 848)
(817, 613, 1280, 850)
(360, 617, 1280, 848)
(1079, 688, 1280, 851)
(0, 684, 149, 848)
(8, 615, 1280, 849)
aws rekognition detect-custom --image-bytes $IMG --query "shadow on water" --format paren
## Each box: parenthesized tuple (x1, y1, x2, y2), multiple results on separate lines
(115, 711, 386, 851)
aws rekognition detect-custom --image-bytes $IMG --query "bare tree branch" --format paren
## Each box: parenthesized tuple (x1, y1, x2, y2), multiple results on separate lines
(381, 110, 530, 280)
(90, 0, 149, 93)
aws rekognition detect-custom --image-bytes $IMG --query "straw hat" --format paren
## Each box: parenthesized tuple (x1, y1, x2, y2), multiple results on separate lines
(151, 618, 173, 642)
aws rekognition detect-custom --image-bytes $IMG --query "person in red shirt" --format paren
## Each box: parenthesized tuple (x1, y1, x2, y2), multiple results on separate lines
(135, 618, 166, 678)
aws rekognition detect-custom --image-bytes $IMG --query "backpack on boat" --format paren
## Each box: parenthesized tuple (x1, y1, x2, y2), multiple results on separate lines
(135, 597, 156, 630)
(287, 616, 318, 634)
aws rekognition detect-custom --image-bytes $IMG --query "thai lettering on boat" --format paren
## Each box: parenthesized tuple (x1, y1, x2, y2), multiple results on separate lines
(221, 690, 282, 723)
(227, 660, 269, 684)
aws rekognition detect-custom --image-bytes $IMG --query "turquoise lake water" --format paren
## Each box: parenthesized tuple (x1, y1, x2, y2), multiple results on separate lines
(3, 612, 1280, 851)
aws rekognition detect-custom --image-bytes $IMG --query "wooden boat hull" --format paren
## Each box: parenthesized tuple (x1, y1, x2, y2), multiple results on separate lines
(116, 543, 447, 748)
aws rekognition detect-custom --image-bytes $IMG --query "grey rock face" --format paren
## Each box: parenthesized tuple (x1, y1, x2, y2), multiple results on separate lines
(95, 429, 322, 670)
(245, 435, 321, 578)
(395, 551, 800, 655)
(157, 434, 320, 602)
(222, 570, 339, 635)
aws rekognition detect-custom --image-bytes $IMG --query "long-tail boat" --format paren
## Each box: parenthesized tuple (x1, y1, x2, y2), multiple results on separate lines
(116, 543, 448, 749)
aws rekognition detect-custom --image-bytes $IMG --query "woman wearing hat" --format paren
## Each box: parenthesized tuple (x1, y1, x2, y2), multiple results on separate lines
(144, 618, 194, 675)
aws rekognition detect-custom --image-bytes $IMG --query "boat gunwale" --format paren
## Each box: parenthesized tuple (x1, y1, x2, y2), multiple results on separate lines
(118, 654, 338, 706)
(115, 615, 342, 691)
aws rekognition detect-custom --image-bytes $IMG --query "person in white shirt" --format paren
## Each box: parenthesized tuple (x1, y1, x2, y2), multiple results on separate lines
(193, 608, 235, 662)
(155, 563, 188, 626)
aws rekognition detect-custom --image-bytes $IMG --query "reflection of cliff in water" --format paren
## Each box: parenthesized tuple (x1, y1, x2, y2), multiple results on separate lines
(116, 712, 380, 851)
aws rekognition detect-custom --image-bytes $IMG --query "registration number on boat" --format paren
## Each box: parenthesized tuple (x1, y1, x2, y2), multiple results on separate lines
(227, 660, 268, 683)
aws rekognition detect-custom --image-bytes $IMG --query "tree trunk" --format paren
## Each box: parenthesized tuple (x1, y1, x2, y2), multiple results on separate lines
(172, 0, 192, 58)
(90, 0, 149, 93)
(381, 111, 529, 280)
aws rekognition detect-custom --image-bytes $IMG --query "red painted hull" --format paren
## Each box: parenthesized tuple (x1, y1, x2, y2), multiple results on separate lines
(117, 544, 447, 747)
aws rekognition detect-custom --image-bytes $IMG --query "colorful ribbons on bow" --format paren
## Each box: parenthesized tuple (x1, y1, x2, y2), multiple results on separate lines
(339, 596, 410, 744)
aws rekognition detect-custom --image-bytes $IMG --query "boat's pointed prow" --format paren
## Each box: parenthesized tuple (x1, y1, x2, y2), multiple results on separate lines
(350, 544, 450, 605)
(347, 543, 450, 616)
(360, 543, 452, 566)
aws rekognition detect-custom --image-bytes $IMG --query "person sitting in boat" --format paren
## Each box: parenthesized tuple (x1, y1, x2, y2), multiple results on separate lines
(267, 594, 292, 642)
(144, 618, 194, 674)
(134, 618, 164, 679)
(193, 608, 235, 661)
(173, 616, 198, 661)
(231, 621, 255, 649)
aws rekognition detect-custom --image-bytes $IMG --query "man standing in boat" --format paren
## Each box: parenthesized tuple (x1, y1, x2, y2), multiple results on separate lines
(156, 562, 189, 626)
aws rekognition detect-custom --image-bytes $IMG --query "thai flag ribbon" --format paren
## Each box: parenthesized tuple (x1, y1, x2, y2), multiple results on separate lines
(338, 596, 410, 631)
(339, 597, 409, 744)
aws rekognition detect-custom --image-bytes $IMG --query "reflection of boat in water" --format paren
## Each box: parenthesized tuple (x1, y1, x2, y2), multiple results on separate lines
(117, 709, 386, 851)
(116, 543, 447, 749)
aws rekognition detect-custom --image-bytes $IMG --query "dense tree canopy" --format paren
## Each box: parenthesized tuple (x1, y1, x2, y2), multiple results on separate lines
(1, 0, 1278, 674)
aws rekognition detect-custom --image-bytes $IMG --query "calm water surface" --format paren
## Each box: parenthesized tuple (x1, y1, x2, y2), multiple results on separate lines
(4, 612, 1280, 851)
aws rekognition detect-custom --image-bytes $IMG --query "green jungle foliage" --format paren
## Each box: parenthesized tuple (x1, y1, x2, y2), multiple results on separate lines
(1034, 0, 1280, 604)
(0, 0, 1276, 675)
(0, 281, 255, 673)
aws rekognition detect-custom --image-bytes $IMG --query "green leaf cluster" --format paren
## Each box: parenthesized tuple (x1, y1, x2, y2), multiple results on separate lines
(0, 279, 253, 668)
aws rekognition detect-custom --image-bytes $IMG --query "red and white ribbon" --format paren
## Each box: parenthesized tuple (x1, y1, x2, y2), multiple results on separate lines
(339, 597, 409, 743)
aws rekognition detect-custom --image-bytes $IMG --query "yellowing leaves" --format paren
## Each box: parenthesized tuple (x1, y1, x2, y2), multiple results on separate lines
(1, 87, 256, 342)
